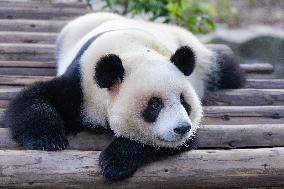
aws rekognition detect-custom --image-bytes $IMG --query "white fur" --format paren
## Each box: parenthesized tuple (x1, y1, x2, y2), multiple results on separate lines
(56, 12, 216, 148)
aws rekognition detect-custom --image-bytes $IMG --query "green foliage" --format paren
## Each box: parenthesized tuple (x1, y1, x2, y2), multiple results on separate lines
(104, 0, 216, 34)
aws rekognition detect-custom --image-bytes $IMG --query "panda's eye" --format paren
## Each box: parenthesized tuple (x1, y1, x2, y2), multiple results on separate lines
(142, 97, 163, 123)
(180, 94, 191, 115)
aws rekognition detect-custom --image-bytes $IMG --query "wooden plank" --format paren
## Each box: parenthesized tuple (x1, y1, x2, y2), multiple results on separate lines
(0, 1, 87, 9)
(245, 73, 276, 79)
(0, 148, 283, 188)
(0, 43, 54, 61)
(0, 75, 53, 86)
(246, 79, 284, 89)
(0, 61, 55, 68)
(0, 101, 283, 124)
(203, 106, 284, 125)
(0, 19, 66, 32)
(0, 87, 283, 105)
(0, 87, 21, 100)
(241, 63, 274, 74)
(204, 106, 284, 118)
(0, 68, 56, 76)
(0, 7, 88, 20)
(204, 89, 284, 106)
(0, 75, 282, 90)
(1, 123, 284, 150)
(0, 100, 9, 108)
(204, 116, 284, 125)
(0, 32, 57, 44)
(2, 0, 85, 3)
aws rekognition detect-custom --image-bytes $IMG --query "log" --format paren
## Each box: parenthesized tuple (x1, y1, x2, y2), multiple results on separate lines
(203, 106, 284, 125)
(204, 106, 284, 118)
(1, 0, 85, 3)
(1, 123, 284, 150)
(0, 32, 57, 44)
(0, 102, 283, 124)
(245, 73, 276, 79)
(204, 89, 284, 106)
(3, 0, 85, 3)
(0, 87, 283, 106)
(0, 68, 56, 76)
(0, 75, 282, 90)
(0, 19, 66, 32)
(0, 7, 88, 20)
(0, 75, 53, 86)
(246, 79, 284, 89)
(0, 61, 55, 68)
(241, 63, 274, 74)
(0, 148, 283, 188)
(0, 43, 55, 61)
(0, 1, 87, 9)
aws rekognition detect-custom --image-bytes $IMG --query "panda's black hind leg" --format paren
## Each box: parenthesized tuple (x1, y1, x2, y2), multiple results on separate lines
(217, 54, 246, 89)
(3, 82, 69, 151)
(207, 46, 246, 90)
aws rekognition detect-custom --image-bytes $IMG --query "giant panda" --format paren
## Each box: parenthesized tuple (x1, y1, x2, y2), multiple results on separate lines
(3, 12, 245, 180)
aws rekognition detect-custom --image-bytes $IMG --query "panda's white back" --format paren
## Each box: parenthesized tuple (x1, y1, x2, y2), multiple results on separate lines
(56, 13, 215, 100)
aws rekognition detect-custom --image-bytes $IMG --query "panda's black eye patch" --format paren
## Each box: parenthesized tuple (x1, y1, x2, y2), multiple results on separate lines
(180, 94, 191, 115)
(142, 97, 163, 123)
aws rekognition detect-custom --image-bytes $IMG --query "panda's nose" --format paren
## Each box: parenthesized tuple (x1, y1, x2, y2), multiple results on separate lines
(174, 123, 191, 135)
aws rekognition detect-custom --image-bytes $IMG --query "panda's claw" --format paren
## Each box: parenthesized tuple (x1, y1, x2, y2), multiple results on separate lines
(22, 134, 69, 151)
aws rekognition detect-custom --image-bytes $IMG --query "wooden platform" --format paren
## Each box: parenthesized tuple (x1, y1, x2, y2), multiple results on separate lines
(0, 0, 283, 188)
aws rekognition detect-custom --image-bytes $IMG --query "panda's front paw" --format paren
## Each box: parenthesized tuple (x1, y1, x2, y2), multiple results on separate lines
(22, 134, 69, 151)
(99, 137, 144, 180)
(99, 150, 138, 180)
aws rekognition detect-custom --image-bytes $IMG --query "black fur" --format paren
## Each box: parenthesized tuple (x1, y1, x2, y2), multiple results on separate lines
(99, 135, 198, 180)
(207, 49, 246, 90)
(170, 46, 195, 76)
(142, 97, 163, 123)
(3, 31, 109, 150)
(95, 54, 125, 88)
(180, 94, 191, 116)
(3, 76, 82, 150)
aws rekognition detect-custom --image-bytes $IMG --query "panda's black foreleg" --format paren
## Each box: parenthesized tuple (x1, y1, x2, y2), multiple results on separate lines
(99, 136, 198, 180)
(3, 80, 74, 151)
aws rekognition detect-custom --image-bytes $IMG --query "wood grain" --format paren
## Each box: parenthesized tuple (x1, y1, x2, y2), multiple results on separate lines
(203, 106, 284, 125)
(0, 103, 283, 124)
(0, 19, 66, 32)
(0, 87, 283, 106)
(1, 123, 284, 150)
(204, 89, 284, 106)
(0, 7, 88, 20)
(246, 79, 284, 89)
(241, 63, 274, 74)
(0, 1, 87, 9)
(0, 43, 55, 61)
(0, 75, 53, 86)
(0, 32, 57, 44)
(0, 148, 283, 188)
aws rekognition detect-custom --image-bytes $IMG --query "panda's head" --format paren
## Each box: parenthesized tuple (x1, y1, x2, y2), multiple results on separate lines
(95, 46, 202, 148)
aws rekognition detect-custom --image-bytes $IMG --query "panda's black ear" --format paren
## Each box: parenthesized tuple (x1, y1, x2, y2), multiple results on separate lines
(95, 54, 125, 88)
(170, 46, 195, 76)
